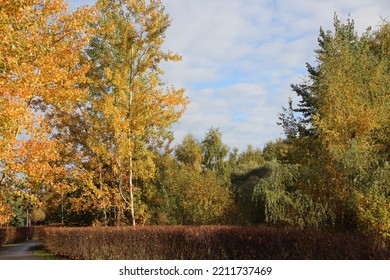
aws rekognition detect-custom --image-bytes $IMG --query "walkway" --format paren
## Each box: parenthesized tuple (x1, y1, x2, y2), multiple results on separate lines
(0, 240, 43, 260)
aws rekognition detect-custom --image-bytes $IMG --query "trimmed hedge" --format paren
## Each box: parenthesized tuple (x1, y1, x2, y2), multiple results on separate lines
(38, 226, 390, 260)
(0, 226, 35, 246)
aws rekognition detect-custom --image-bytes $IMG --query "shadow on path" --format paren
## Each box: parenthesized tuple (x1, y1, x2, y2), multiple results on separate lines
(0, 240, 43, 260)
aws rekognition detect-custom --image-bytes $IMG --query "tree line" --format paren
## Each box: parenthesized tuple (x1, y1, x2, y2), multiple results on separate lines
(1, 1, 389, 240)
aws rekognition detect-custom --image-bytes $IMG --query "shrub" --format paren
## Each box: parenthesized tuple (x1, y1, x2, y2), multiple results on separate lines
(158, 164, 234, 225)
(0, 226, 35, 246)
(38, 226, 390, 260)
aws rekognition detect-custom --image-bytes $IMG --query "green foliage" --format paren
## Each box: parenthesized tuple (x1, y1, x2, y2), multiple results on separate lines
(231, 145, 265, 180)
(231, 165, 272, 224)
(157, 156, 234, 225)
(253, 161, 327, 228)
(9, 199, 25, 227)
(342, 144, 390, 238)
(236, 145, 264, 167)
(211, 143, 267, 207)
(174, 134, 203, 172)
(201, 127, 229, 174)
(279, 16, 390, 238)
(262, 139, 289, 162)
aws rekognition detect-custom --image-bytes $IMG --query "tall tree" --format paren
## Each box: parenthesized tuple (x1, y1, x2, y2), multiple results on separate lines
(175, 134, 203, 172)
(279, 16, 390, 237)
(56, 0, 187, 226)
(201, 127, 229, 176)
(313, 17, 390, 235)
(0, 0, 95, 224)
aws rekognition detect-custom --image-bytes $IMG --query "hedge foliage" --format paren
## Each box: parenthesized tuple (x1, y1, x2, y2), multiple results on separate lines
(39, 226, 390, 260)
(0, 226, 35, 246)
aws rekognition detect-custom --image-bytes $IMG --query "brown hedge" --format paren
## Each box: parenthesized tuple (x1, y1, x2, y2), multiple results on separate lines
(0, 226, 35, 246)
(38, 226, 390, 260)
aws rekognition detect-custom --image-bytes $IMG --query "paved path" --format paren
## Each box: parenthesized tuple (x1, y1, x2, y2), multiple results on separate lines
(0, 240, 43, 260)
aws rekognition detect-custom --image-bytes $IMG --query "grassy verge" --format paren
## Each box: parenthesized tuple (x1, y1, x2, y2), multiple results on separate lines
(32, 244, 68, 260)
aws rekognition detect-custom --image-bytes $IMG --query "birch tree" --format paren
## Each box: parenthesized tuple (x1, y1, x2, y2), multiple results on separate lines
(60, 0, 187, 226)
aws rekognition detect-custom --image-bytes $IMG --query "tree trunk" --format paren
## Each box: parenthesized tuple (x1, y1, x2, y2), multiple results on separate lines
(129, 163, 135, 226)
(128, 46, 135, 227)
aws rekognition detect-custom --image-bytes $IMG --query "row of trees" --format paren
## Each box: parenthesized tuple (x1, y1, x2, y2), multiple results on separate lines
(6, 123, 288, 227)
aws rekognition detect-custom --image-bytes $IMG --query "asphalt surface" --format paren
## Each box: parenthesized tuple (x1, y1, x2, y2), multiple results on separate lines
(0, 240, 43, 260)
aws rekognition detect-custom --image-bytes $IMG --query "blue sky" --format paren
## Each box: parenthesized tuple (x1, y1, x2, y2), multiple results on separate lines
(69, 0, 389, 151)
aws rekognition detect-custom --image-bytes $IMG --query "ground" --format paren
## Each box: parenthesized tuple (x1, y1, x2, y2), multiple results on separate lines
(0, 240, 43, 260)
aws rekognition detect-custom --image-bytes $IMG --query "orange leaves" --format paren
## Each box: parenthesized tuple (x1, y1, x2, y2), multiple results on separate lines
(0, 0, 95, 107)
(0, 0, 96, 217)
(15, 139, 59, 182)
(0, 193, 13, 225)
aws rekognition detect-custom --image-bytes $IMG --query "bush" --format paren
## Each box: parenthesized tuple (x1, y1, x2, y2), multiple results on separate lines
(158, 164, 234, 225)
(0, 226, 35, 246)
(38, 226, 390, 260)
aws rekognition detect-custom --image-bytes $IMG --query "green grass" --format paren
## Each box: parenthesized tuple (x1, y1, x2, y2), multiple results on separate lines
(2, 243, 18, 247)
(32, 245, 68, 260)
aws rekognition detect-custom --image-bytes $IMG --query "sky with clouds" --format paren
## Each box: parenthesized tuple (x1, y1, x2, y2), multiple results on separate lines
(69, 0, 389, 151)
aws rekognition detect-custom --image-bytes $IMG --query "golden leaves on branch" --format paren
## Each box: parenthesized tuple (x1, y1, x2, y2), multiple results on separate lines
(0, 0, 96, 222)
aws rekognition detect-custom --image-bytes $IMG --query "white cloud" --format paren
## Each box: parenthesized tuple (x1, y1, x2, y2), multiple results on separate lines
(171, 83, 281, 151)
(160, 0, 389, 151)
(68, 0, 389, 151)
